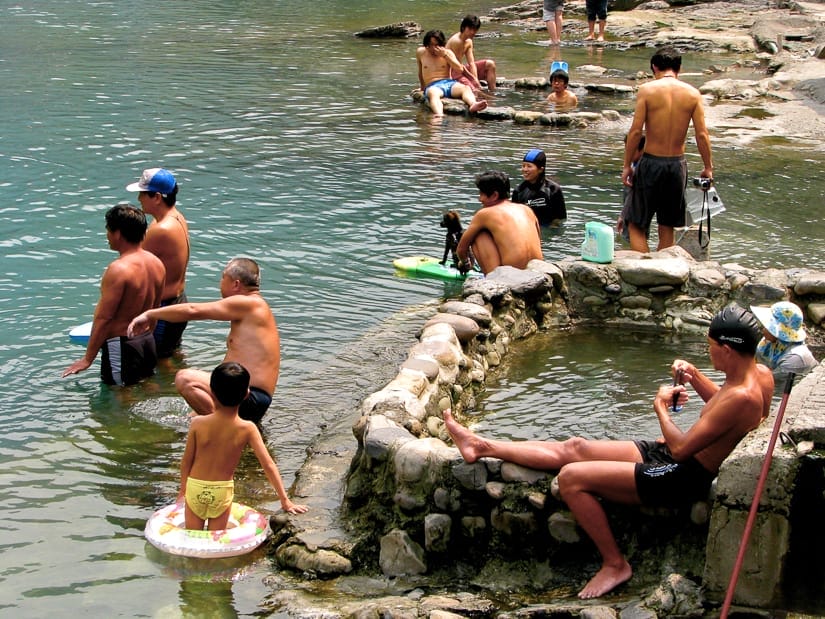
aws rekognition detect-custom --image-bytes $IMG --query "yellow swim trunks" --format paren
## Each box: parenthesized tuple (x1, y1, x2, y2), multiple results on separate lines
(185, 477, 234, 520)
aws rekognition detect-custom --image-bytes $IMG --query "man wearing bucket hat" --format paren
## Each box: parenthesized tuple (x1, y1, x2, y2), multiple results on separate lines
(751, 301, 818, 377)
(126, 168, 190, 358)
(512, 148, 566, 227)
(444, 304, 774, 599)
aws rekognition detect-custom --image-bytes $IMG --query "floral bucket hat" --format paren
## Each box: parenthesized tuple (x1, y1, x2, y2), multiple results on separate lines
(750, 301, 807, 343)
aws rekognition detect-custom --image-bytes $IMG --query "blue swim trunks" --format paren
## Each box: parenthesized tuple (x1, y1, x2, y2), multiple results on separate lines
(424, 79, 457, 98)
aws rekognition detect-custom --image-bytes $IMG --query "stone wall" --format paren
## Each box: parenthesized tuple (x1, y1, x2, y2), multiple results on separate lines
(333, 246, 825, 608)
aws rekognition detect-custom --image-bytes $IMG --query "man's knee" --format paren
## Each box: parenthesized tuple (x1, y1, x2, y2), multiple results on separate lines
(562, 436, 589, 458)
(556, 462, 585, 499)
(174, 368, 200, 393)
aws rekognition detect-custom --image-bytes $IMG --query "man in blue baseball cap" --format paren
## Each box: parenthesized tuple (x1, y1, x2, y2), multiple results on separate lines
(126, 168, 190, 357)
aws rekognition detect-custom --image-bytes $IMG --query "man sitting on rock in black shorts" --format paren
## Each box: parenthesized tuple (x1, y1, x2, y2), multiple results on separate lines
(444, 304, 774, 599)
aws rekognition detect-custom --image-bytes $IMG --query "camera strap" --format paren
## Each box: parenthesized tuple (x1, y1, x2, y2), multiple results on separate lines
(698, 189, 711, 248)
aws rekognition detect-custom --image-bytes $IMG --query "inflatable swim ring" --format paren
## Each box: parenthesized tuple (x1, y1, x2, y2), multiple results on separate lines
(144, 501, 271, 558)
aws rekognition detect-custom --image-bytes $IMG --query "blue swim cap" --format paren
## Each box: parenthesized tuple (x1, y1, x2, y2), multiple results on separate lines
(523, 149, 546, 168)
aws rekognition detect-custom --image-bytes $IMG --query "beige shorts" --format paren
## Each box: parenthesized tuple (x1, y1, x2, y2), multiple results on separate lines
(185, 477, 234, 520)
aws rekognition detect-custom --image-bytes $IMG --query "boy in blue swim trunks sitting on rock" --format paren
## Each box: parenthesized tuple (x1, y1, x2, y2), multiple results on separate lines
(416, 29, 488, 117)
(177, 362, 307, 531)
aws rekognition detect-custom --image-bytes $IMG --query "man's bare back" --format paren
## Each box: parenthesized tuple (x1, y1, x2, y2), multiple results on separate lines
(635, 77, 705, 157)
(144, 208, 189, 300)
(100, 250, 166, 339)
(623, 48, 712, 186)
(457, 171, 542, 274)
(462, 200, 543, 271)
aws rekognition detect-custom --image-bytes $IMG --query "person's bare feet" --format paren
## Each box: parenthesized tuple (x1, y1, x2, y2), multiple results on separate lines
(597, 35, 605, 42)
(442, 409, 486, 463)
(578, 561, 632, 599)
(584, 35, 595, 41)
(469, 100, 487, 113)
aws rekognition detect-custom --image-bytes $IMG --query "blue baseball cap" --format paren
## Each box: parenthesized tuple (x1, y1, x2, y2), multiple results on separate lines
(126, 168, 176, 195)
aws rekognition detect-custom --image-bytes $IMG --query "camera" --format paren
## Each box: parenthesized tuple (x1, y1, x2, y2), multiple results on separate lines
(693, 177, 712, 190)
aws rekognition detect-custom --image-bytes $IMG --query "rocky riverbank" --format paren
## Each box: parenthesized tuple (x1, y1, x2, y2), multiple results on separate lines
(263, 247, 825, 617)
(409, 0, 825, 149)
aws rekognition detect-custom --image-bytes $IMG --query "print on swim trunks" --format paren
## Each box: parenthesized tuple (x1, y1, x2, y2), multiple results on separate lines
(196, 489, 216, 506)
(643, 463, 678, 478)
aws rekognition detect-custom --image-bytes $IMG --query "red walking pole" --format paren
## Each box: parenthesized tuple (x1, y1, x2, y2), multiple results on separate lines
(720, 372, 796, 618)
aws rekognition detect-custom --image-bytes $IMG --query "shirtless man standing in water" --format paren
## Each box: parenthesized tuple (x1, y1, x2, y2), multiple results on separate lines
(128, 257, 280, 424)
(62, 204, 166, 386)
(416, 29, 488, 117)
(444, 305, 774, 599)
(456, 170, 543, 274)
(621, 46, 713, 253)
(127, 168, 190, 358)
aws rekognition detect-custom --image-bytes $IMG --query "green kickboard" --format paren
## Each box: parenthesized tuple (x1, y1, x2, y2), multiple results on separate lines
(393, 256, 467, 281)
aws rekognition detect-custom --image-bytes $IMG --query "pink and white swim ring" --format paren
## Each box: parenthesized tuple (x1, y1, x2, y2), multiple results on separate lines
(144, 501, 271, 558)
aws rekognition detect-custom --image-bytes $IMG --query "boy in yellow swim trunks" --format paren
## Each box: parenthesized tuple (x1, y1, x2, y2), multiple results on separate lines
(177, 362, 308, 530)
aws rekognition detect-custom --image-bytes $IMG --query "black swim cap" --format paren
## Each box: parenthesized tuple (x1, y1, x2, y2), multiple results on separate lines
(708, 304, 761, 355)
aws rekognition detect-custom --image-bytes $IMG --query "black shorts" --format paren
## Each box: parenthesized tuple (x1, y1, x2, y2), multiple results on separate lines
(586, 0, 608, 21)
(626, 153, 688, 230)
(634, 440, 715, 507)
(238, 386, 272, 423)
(100, 331, 157, 386)
(153, 292, 188, 358)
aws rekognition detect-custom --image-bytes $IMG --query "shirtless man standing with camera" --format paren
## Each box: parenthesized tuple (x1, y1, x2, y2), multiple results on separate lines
(621, 46, 714, 253)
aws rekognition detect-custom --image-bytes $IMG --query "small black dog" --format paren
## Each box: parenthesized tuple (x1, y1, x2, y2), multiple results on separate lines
(439, 210, 464, 269)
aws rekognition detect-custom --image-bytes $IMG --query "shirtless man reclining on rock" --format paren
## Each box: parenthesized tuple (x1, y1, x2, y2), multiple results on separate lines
(416, 29, 488, 117)
(444, 305, 773, 599)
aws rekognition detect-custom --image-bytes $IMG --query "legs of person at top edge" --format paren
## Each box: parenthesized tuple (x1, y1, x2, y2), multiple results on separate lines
(628, 222, 650, 253)
(586, 19, 606, 41)
(175, 368, 216, 415)
(443, 409, 639, 598)
(547, 12, 563, 45)
(630, 221, 676, 253)
(467, 230, 501, 273)
(656, 222, 675, 251)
